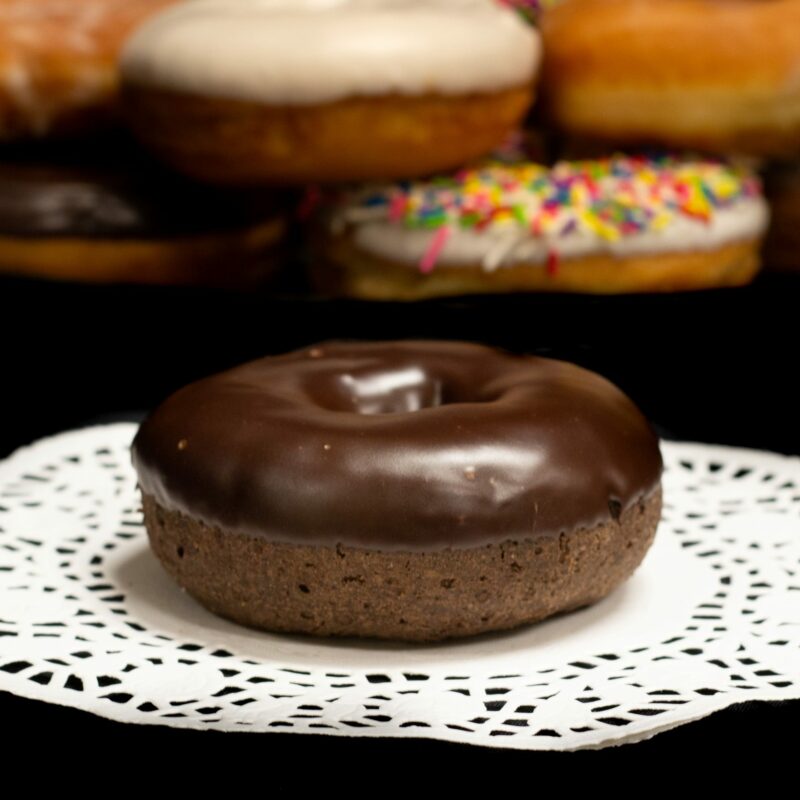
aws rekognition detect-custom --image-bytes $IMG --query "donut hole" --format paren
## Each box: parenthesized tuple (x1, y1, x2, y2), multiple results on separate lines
(318, 365, 463, 415)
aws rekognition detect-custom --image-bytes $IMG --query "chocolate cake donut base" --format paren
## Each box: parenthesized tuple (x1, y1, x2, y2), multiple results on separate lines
(142, 489, 662, 642)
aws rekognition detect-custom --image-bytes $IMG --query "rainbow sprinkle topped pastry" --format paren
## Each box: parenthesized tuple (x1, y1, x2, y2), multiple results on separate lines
(314, 153, 769, 299)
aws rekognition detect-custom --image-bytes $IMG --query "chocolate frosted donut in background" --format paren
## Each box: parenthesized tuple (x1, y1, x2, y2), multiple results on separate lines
(0, 160, 271, 238)
(0, 147, 288, 286)
(132, 341, 663, 641)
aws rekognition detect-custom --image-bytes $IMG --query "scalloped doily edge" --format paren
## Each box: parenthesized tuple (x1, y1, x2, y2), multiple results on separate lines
(2, 423, 799, 749)
(2, 673, 796, 750)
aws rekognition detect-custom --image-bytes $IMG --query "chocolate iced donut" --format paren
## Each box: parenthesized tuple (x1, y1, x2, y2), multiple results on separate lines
(0, 147, 287, 286)
(132, 341, 663, 641)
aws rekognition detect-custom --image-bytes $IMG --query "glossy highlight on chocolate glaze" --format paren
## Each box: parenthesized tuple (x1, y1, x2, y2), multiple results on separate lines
(0, 154, 278, 238)
(132, 341, 663, 551)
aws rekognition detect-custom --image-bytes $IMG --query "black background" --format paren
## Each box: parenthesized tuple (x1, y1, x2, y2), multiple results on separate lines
(4, 273, 799, 458)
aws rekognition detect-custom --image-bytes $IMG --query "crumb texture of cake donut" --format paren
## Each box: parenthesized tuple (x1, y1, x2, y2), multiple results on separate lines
(540, 0, 800, 156)
(314, 154, 768, 299)
(120, 0, 541, 184)
(0, 153, 287, 287)
(0, 0, 179, 139)
(131, 341, 663, 641)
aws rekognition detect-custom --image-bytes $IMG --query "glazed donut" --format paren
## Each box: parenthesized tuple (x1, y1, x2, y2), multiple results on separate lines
(131, 340, 663, 642)
(119, 0, 540, 184)
(0, 146, 287, 287)
(540, 0, 800, 157)
(312, 153, 769, 299)
(0, 0, 179, 140)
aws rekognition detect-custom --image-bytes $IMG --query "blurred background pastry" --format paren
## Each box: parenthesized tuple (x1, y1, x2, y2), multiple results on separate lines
(0, 140, 290, 287)
(119, 0, 541, 184)
(0, 0, 180, 140)
(312, 152, 769, 299)
(539, 0, 800, 157)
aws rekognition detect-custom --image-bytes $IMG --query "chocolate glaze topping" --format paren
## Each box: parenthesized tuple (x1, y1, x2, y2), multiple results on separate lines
(0, 151, 280, 238)
(132, 341, 663, 551)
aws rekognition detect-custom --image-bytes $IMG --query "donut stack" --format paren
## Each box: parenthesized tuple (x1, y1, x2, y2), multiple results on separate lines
(540, 0, 800, 278)
(1, 0, 796, 292)
(112, 0, 785, 296)
(3, 0, 790, 294)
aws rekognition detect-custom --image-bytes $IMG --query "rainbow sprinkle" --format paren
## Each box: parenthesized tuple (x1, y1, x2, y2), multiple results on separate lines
(343, 153, 762, 272)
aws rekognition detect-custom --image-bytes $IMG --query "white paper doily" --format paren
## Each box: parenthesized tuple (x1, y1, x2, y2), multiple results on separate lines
(1, 423, 798, 750)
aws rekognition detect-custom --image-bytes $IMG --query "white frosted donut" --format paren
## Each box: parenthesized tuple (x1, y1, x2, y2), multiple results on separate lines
(118, 0, 542, 184)
(121, 0, 540, 104)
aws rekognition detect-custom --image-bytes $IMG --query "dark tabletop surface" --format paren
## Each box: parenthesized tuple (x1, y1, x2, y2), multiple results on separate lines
(1, 271, 796, 777)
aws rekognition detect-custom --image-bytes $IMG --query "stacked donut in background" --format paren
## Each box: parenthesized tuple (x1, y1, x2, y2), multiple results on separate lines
(0, 0, 290, 288)
(316, 154, 768, 298)
(120, 0, 540, 184)
(1, 0, 798, 294)
(541, 0, 800, 156)
(0, 0, 176, 139)
(112, 0, 766, 297)
(541, 0, 800, 279)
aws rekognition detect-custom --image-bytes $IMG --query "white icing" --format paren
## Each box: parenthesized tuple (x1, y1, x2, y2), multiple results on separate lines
(120, 0, 540, 103)
(349, 197, 770, 270)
